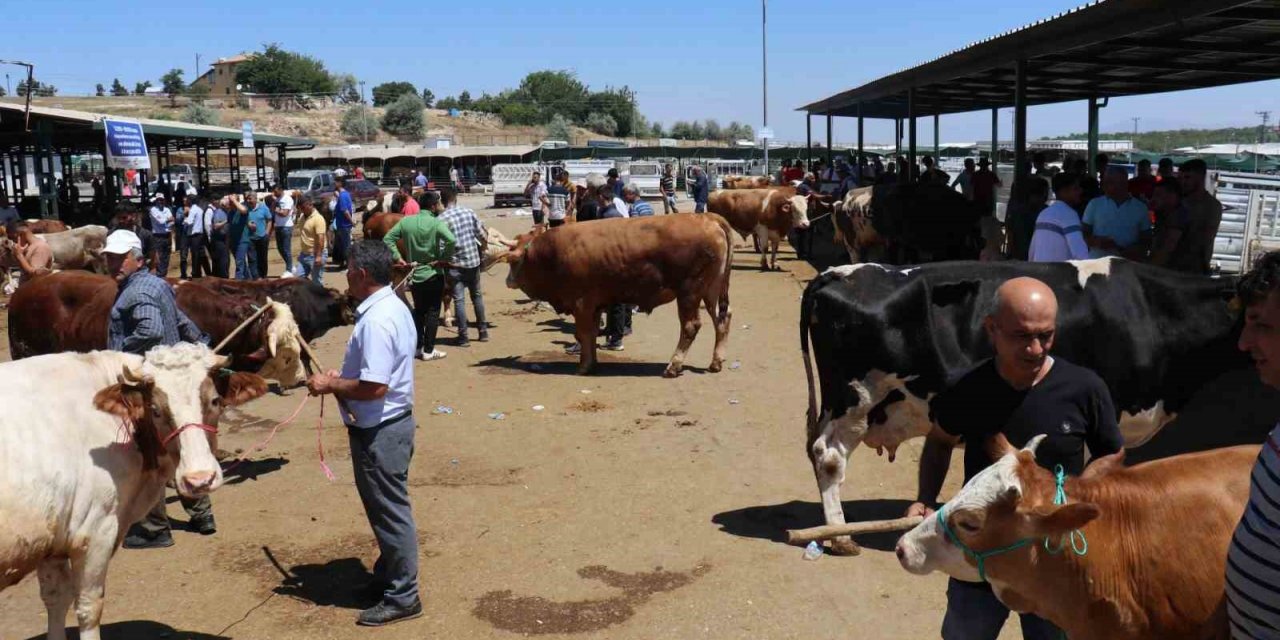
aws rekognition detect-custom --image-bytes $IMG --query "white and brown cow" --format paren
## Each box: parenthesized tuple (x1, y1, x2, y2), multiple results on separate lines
(708, 188, 810, 270)
(896, 434, 1252, 639)
(0, 344, 268, 640)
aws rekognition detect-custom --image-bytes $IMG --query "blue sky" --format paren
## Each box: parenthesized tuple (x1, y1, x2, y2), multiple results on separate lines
(10, 0, 1278, 143)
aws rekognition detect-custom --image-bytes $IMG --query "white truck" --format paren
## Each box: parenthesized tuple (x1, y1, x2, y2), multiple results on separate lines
(625, 161, 664, 198)
(492, 163, 550, 207)
(686, 159, 749, 195)
(561, 159, 617, 187)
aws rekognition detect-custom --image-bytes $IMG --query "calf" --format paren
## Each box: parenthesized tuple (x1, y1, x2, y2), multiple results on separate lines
(802, 259, 1253, 555)
(708, 188, 810, 270)
(503, 214, 733, 376)
(0, 344, 268, 640)
(896, 435, 1251, 639)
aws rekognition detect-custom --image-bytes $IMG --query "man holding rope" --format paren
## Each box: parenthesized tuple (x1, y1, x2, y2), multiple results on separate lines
(306, 239, 422, 627)
(101, 230, 217, 550)
(384, 191, 456, 362)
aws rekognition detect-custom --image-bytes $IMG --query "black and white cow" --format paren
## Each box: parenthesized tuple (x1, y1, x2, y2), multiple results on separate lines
(801, 257, 1259, 555)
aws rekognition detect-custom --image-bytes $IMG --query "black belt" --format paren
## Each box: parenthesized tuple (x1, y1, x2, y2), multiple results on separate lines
(345, 409, 412, 431)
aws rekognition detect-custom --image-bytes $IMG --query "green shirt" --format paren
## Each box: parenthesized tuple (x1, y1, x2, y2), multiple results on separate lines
(384, 214, 457, 283)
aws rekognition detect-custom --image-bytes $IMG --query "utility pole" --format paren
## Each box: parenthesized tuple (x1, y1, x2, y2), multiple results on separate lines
(761, 0, 769, 177)
(359, 81, 366, 104)
(4, 73, 8, 97)
(1256, 111, 1271, 174)
(1131, 116, 1140, 139)
(195, 53, 201, 81)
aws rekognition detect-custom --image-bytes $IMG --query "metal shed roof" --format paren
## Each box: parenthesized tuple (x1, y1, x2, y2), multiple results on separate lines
(0, 101, 314, 149)
(290, 144, 536, 161)
(799, 0, 1280, 119)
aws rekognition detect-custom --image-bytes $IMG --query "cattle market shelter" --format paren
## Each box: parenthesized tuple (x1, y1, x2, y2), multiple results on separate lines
(799, 0, 1280, 179)
(0, 102, 314, 217)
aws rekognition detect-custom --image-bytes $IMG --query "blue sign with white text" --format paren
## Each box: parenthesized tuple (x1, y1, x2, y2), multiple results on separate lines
(103, 118, 151, 170)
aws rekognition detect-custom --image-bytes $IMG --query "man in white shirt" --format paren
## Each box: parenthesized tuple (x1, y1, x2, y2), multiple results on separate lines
(1029, 172, 1090, 262)
(183, 196, 213, 278)
(149, 195, 175, 276)
(272, 185, 295, 275)
(307, 239, 422, 627)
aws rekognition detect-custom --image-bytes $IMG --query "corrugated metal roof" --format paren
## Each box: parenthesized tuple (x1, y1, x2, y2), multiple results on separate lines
(0, 101, 313, 147)
(291, 144, 536, 161)
(800, 0, 1280, 118)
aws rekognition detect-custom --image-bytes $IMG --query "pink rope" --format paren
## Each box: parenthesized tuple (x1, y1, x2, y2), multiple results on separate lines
(222, 395, 313, 475)
(316, 397, 335, 481)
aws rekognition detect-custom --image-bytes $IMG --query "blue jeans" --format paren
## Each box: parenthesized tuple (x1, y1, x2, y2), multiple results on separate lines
(347, 414, 419, 608)
(234, 242, 254, 280)
(275, 226, 293, 272)
(448, 267, 487, 339)
(298, 253, 323, 284)
(695, 201, 706, 213)
(942, 579, 1061, 640)
(334, 227, 352, 265)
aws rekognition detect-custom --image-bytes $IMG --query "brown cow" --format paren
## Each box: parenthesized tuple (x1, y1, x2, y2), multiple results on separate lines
(20, 219, 68, 235)
(721, 175, 774, 189)
(363, 212, 403, 240)
(707, 188, 810, 270)
(502, 214, 733, 377)
(177, 276, 354, 342)
(896, 434, 1252, 640)
(7, 271, 305, 386)
(832, 187, 884, 264)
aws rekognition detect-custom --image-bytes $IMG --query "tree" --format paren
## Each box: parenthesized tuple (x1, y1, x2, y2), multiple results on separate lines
(160, 68, 186, 107)
(371, 81, 417, 107)
(111, 78, 129, 97)
(17, 80, 56, 97)
(340, 105, 378, 140)
(380, 93, 426, 139)
(544, 114, 573, 142)
(584, 112, 618, 136)
(182, 103, 218, 126)
(457, 90, 473, 109)
(333, 73, 360, 104)
(517, 70, 589, 123)
(95, 83, 106, 97)
(421, 88, 435, 108)
(704, 119, 723, 141)
(670, 121, 693, 139)
(585, 86, 640, 136)
(235, 44, 337, 108)
(134, 81, 152, 96)
(436, 95, 459, 111)
(650, 121, 664, 138)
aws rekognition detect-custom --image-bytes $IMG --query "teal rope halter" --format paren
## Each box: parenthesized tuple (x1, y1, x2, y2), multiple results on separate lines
(937, 463, 1088, 582)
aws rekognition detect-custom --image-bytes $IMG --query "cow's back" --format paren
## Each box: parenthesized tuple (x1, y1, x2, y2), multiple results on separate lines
(708, 189, 777, 236)
(0, 351, 144, 586)
(7, 271, 115, 359)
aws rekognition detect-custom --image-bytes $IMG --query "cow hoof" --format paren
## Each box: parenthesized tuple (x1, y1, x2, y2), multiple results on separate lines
(708, 360, 723, 373)
(662, 366, 682, 378)
(828, 537, 862, 556)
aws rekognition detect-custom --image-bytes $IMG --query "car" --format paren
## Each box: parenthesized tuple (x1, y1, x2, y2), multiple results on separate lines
(284, 170, 382, 209)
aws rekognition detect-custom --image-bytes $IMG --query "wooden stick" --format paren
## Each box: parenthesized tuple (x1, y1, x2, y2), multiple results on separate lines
(213, 302, 272, 354)
(293, 335, 357, 424)
(785, 516, 924, 546)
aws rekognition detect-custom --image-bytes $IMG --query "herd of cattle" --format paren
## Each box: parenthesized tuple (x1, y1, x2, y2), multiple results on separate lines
(0, 174, 1273, 638)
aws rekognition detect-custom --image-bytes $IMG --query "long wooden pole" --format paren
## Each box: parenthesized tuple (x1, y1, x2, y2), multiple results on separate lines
(785, 516, 923, 546)
(212, 301, 272, 354)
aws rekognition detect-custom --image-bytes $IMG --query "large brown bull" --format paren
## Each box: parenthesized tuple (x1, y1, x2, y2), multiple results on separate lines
(7, 271, 305, 386)
(502, 214, 734, 377)
(721, 175, 774, 189)
(707, 188, 811, 270)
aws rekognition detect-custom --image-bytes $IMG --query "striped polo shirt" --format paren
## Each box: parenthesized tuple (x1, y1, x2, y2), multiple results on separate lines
(1028, 201, 1089, 262)
(1226, 425, 1280, 638)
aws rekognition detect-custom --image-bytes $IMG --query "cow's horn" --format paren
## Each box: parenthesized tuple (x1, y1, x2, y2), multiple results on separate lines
(119, 365, 149, 386)
(212, 354, 232, 370)
(1023, 434, 1047, 458)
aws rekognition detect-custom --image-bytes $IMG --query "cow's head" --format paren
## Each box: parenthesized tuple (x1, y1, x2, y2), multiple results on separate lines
(252, 299, 306, 387)
(93, 343, 268, 497)
(502, 229, 544, 289)
(895, 434, 1100, 582)
(786, 195, 811, 230)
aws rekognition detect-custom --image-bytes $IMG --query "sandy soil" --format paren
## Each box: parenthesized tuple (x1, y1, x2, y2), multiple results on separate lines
(0, 194, 1016, 639)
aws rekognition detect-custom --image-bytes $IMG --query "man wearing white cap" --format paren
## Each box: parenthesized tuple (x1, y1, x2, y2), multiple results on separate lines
(101, 229, 216, 549)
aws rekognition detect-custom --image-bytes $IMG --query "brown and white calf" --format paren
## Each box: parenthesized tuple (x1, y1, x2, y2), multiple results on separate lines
(707, 188, 810, 270)
(896, 435, 1253, 639)
(0, 344, 268, 640)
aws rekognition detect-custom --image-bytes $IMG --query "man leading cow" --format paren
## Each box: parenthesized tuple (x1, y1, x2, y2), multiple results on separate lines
(905, 277, 1124, 640)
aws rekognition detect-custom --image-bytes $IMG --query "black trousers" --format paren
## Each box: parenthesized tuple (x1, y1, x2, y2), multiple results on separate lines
(176, 232, 189, 278)
(210, 233, 230, 278)
(604, 304, 630, 343)
(188, 234, 211, 279)
(251, 236, 270, 279)
(409, 276, 445, 353)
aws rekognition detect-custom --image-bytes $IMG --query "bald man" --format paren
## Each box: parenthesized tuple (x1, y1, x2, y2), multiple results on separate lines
(907, 277, 1123, 640)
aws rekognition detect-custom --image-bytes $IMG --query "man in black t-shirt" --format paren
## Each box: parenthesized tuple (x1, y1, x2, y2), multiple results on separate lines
(906, 276, 1124, 640)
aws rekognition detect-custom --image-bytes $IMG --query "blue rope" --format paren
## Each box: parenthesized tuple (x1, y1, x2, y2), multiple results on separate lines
(1042, 464, 1089, 557)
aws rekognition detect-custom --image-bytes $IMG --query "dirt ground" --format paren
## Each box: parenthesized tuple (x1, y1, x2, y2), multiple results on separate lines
(0, 194, 1016, 639)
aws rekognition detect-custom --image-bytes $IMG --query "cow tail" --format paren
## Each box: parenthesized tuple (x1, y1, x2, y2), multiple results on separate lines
(713, 213, 733, 320)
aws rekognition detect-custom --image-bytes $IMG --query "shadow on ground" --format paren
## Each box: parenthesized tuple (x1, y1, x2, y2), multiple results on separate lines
(477, 353, 706, 378)
(712, 498, 913, 553)
(268, 549, 374, 610)
(24, 620, 230, 640)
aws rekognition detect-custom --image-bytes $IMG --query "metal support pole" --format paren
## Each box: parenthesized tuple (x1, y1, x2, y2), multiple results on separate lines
(908, 88, 917, 181)
(991, 108, 999, 171)
(805, 115, 812, 167)
(35, 119, 56, 218)
(278, 146, 289, 186)
(1014, 58, 1028, 180)
(825, 113, 833, 169)
(857, 103, 864, 168)
(895, 119, 901, 157)
(229, 145, 242, 194)
(933, 114, 940, 160)
(1087, 97, 1101, 176)
(761, 0, 768, 178)
(195, 142, 209, 194)
(255, 144, 267, 190)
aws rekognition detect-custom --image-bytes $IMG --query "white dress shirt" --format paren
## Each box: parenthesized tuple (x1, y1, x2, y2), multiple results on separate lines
(340, 286, 417, 428)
